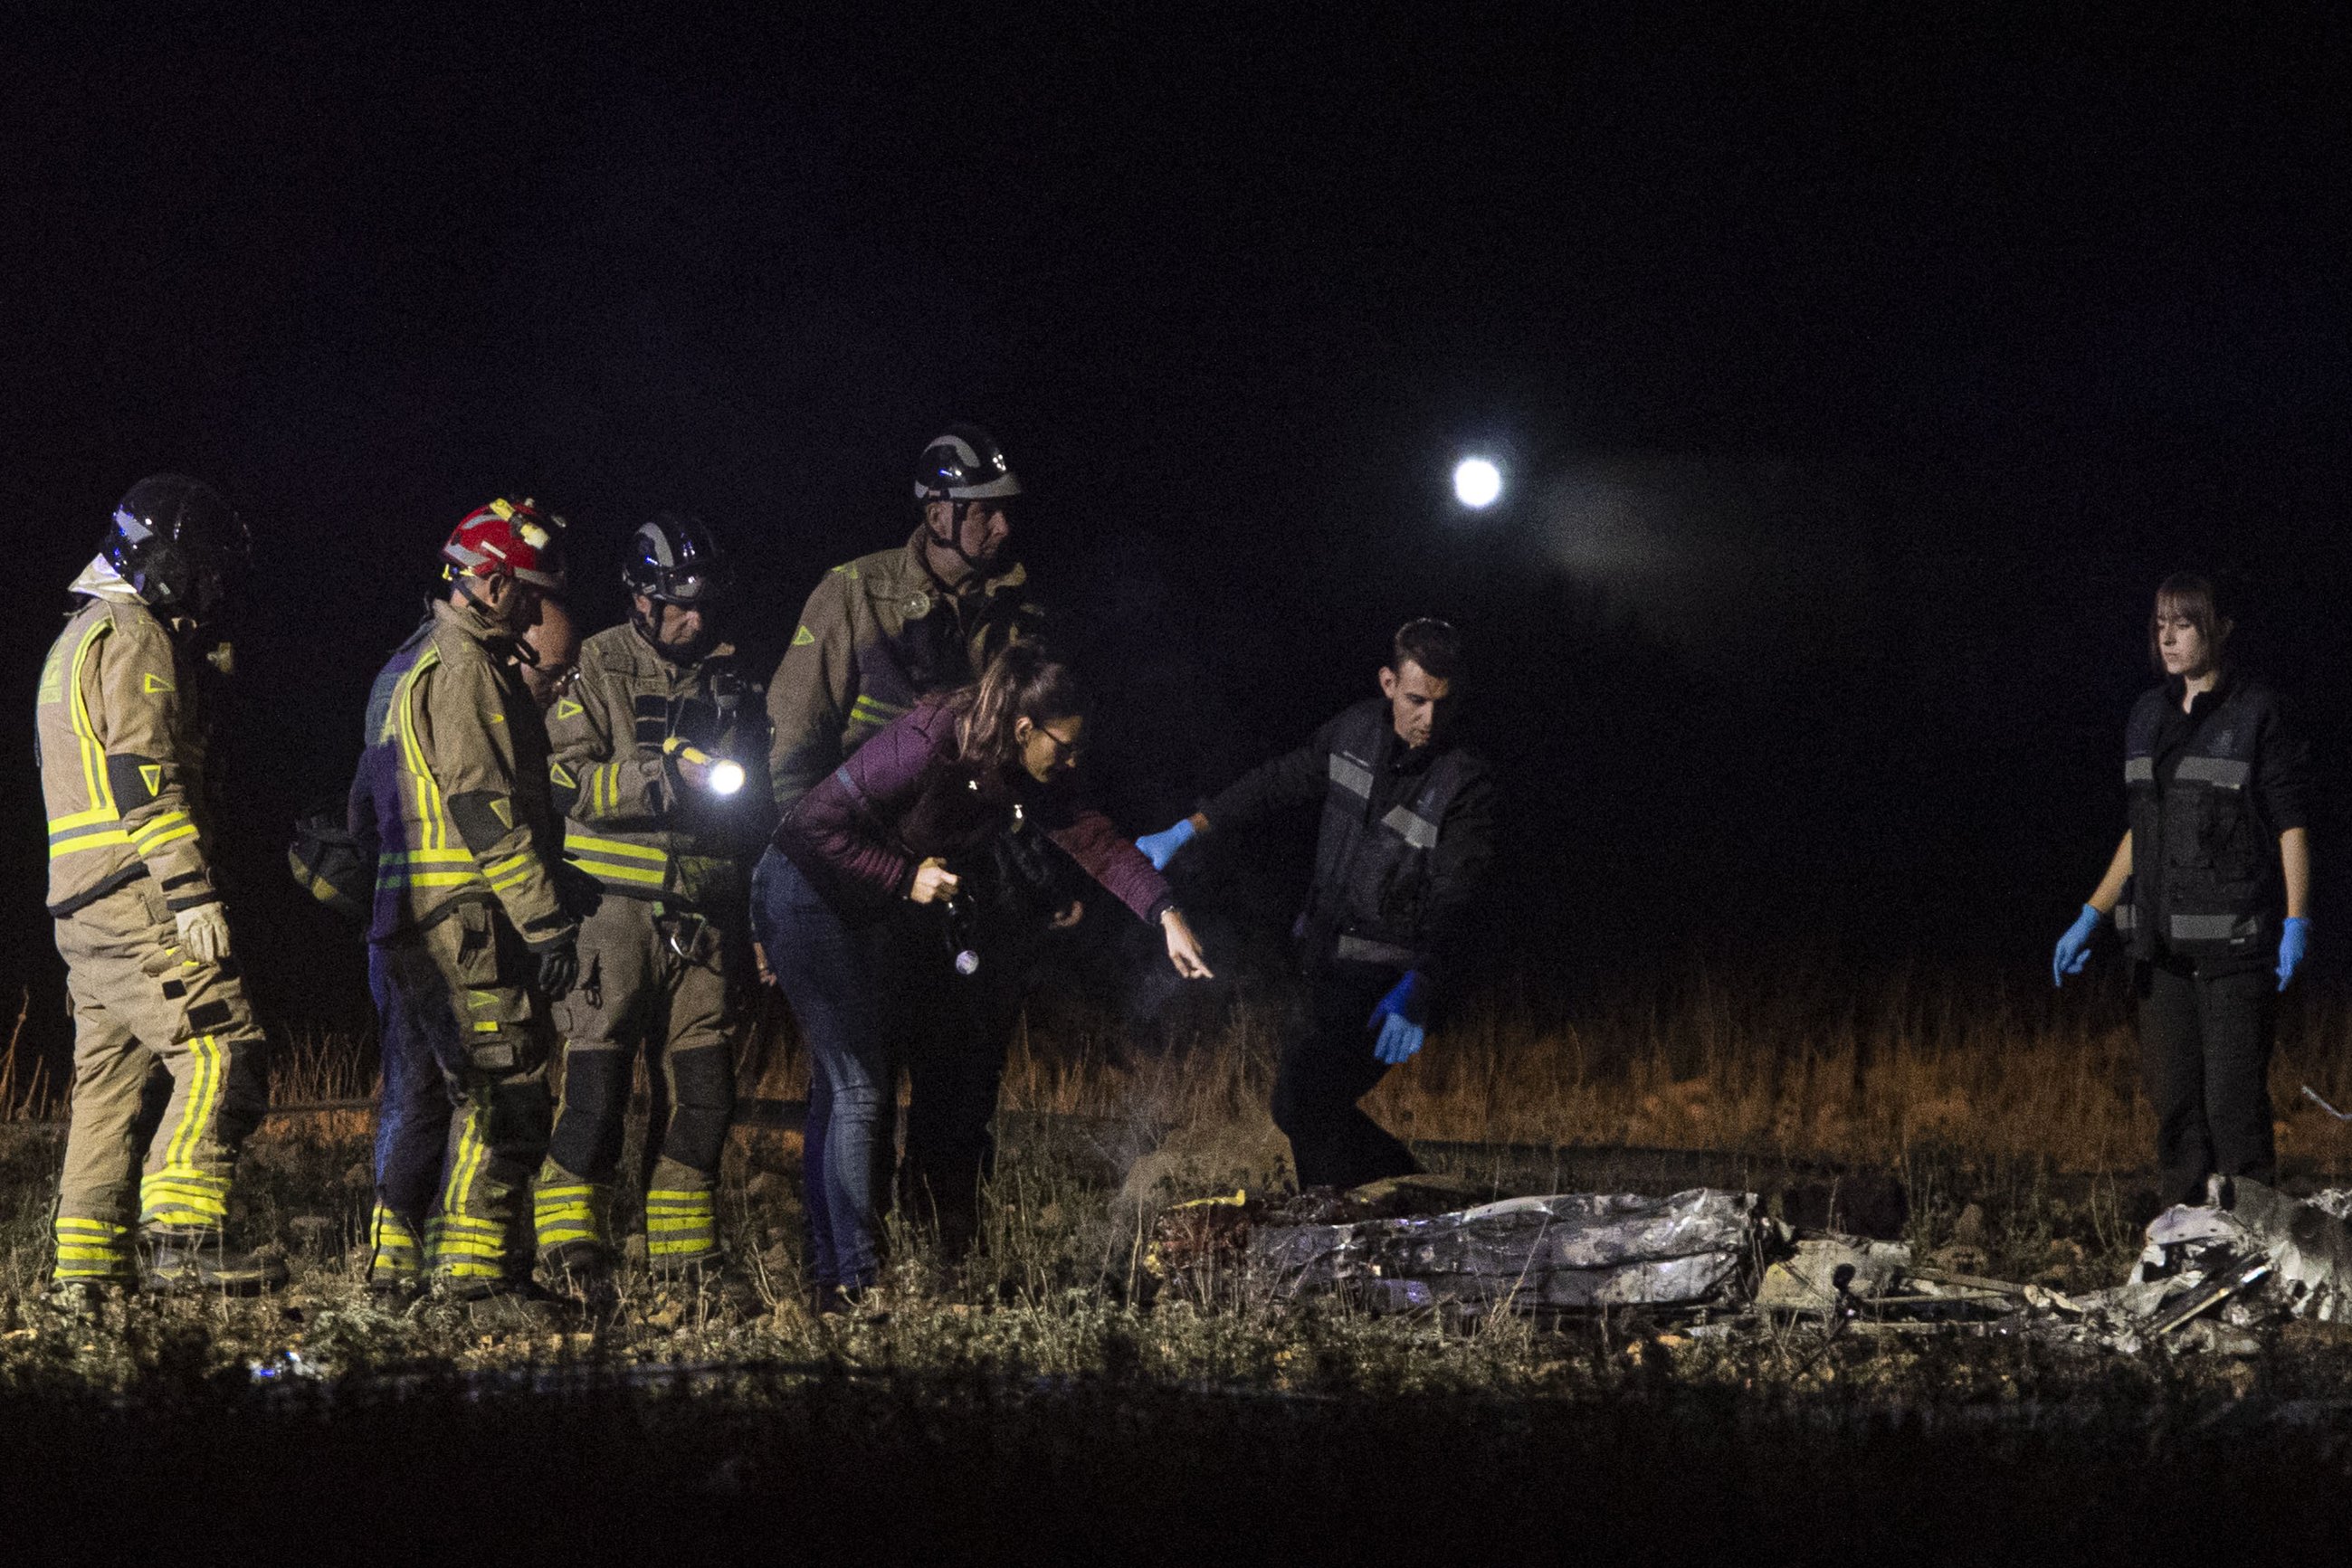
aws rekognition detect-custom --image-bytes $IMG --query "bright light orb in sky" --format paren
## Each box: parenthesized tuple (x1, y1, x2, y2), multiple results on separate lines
(1452, 457, 1502, 508)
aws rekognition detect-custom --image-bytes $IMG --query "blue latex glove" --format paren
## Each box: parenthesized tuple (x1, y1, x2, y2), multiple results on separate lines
(1136, 819, 1196, 871)
(1369, 971, 1427, 1027)
(2052, 904, 2104, 988)
(1374, 1012, 1424, 1066)
(2278, 917, 2310, 992)
(1368, 971, 1426, 1065)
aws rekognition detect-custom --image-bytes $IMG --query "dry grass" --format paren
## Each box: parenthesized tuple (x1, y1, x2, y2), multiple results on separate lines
(995, 968, 2352, 1177)
(9, 965, 2352, 1178)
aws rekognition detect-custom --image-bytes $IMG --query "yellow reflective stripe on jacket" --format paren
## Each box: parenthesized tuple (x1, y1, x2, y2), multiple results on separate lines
(374, 846, 479, 889)
(849, 694, 908, 728)
(388, 647, 490, 892)
(47, 618, 122, 865)
(126, 810, 195, 853)
(563, 827, 670, 887)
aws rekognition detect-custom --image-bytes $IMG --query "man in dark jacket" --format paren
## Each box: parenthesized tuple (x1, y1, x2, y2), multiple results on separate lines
(1137, 619, 1496, 1190)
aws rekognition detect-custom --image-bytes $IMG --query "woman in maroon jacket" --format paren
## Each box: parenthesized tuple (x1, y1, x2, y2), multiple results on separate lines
(753, 643, 1212, 1303)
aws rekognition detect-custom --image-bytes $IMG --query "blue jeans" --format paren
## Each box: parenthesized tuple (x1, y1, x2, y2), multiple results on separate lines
(368, 942, 456, 1236)
(752, 849, 888, 1289)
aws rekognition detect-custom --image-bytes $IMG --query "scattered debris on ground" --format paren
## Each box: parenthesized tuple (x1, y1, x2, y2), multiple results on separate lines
(1154, 1173, 2352, 1355)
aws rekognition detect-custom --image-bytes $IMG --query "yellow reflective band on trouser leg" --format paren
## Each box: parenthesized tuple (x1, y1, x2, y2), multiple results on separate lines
(138, 1173, 229, 1231)
(368, 1203, 423, 1284)
(643, 1187, 718, 1259)
(531, 1163, 606, 1252)
(142, 1031, 230, 1230)
(52, 1216, 132, 1282)
(431, 1107, 509, 1281)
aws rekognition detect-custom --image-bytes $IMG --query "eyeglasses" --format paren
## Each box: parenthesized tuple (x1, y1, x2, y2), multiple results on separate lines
(1034, 723, 1084, 764)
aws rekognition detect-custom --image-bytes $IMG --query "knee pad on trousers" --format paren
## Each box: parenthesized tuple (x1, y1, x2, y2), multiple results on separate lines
(662, 1045, 735, 1175)
(548, 1048, 630, 1179)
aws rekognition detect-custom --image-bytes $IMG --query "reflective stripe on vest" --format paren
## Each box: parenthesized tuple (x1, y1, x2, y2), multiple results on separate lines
(1380, 804, 1441, 851)
(2170, 913, 2260, 945)
(2172, 755, 2250, 790)
(2124, 756, 2154, 784)
(1328, 753, 1374, 800)
(1334, 934, 1426, 968)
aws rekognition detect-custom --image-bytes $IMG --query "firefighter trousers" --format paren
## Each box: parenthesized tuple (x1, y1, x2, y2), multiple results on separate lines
(538, 897, 735, 1269)
(370, 901, 554, 1288)
(51, 878, 270, 1280)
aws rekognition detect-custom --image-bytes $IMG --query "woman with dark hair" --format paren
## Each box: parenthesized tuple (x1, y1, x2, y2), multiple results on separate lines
(751, 643, 1212, 1304)
(2052, 573, 2312, 1208)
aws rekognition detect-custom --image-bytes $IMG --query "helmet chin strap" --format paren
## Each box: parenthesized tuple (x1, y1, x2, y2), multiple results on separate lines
(633, 597, 713, 664)
(928, 500, 993, 576)
(453, 571, 532, 654)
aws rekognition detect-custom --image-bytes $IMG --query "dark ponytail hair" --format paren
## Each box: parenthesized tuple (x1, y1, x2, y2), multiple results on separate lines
(950, 641, 1088, 775)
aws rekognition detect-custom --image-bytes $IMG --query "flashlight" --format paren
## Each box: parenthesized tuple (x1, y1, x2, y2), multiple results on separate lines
(665, 739, 745, 796)
(1452, 458, 1502, 508)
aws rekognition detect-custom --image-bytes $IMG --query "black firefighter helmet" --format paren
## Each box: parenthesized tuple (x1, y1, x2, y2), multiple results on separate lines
(101, 474, 249, 622)
(623, 511, 730, 606)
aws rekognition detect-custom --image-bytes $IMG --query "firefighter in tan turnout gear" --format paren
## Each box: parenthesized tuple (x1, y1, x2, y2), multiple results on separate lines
(351, 499, 580, 1306)
(764, 424, 1043, 815)
(36, 475, 283, 1301)
(536, 514, 770, 1303)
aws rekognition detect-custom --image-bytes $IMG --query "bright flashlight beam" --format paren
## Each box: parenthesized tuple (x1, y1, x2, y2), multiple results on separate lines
(709, 760, 746, 796)
(1453, 458, 1502, 508)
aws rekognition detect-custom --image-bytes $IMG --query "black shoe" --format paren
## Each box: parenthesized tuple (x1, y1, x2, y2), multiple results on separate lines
(139, 1231, 290, 1296)
(365, 1270, 424, 1307)
(46, 1278, 126, 1316)
(656, 1251, 764, 1316)
(438, 1279, 567, 1331)
(540, 1240, 620, 1316)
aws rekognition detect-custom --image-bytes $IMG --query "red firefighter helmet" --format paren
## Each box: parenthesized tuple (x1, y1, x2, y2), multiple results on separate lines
(441, 498, 568, 593)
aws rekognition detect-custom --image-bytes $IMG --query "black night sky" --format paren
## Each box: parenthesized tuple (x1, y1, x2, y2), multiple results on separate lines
(4, 10, 2349, 1063)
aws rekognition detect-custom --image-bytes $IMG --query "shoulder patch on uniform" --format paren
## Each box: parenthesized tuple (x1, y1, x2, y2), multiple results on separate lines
(142, 672, 175, 694)
(792, 625, 815, 647)
(140, 765, 163, 795)
(554, 698, 585, 720)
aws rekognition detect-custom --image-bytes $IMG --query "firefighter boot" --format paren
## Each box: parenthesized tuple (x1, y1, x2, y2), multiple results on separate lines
(140, 1228, 290, 1295)
(533, 1160, 618, 1313)
(365, 1202, 426, 1303)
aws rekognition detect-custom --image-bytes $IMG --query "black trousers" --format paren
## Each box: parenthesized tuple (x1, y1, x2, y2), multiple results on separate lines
(1271, 961, 1423, 1191)
(2137, 956, 2278, 1209)
(874, 910, 1024, 1252)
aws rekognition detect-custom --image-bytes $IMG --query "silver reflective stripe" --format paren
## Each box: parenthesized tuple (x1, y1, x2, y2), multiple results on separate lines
(1380, 805, 1440, 850)
(2170, 914, 2255, 944)
(2113, 902, 2138, 933)
(1328, 754, 1374, 799)
(2124, 757, 2155, 784)
(1335, 934, 1425, 968)
(2173, 755, 2250, 790)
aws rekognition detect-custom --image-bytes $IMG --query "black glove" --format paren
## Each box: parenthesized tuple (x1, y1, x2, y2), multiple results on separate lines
(530, 929, 580, 1002)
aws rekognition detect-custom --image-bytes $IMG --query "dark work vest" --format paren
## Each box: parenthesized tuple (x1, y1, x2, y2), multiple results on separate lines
(2118, 679, 2279, 965)
(1307, 700, 1481, 969)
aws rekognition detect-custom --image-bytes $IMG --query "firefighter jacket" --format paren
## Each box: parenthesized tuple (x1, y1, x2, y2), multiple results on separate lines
(348, 601, 574, 946)
(548, 623, 773, 908)
(36, 596, 223, 918)
(766, 528, 1043, 814)
(2119, 675, 2309, 971)
(1203, 699, 1497, 988)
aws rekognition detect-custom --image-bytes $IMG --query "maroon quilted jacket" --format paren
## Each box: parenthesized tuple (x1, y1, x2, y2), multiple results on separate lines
(774, 699, 1171, 927)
